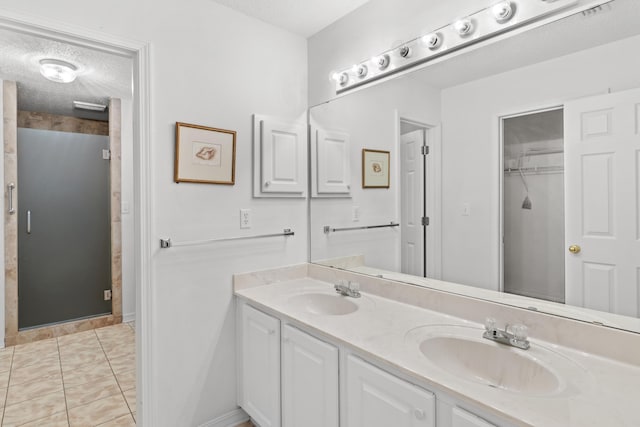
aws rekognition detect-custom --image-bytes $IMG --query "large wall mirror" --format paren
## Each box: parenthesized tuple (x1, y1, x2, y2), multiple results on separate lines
(309, 0, 640, 333)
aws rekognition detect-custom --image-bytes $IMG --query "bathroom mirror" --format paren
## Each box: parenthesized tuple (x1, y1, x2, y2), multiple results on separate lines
(309, 0, 640, 333)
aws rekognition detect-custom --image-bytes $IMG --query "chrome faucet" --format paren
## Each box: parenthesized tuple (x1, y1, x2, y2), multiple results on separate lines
(334, 280, 361, 298)
(482, 317, 530, 350)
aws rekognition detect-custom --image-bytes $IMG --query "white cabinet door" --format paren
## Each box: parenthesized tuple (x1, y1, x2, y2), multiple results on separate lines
(240, 304, 281, 427)
(253, 115, 306, 197)
(345, 355, 435, 427)
(282, 325, 339, 427)
(452, 407, 497, 427)
(312, 127, 351, 195)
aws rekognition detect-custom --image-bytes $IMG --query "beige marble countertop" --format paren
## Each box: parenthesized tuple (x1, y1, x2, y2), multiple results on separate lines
(235, 277, 640, 427)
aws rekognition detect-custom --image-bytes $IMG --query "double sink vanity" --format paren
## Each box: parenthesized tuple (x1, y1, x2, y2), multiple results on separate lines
(234, 263, 640, 427)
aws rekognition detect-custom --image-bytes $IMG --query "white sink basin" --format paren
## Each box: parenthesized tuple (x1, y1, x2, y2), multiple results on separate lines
(419, 336, 559, 394)
(406, 325, 590, 397)
(287, 293, 359, 315)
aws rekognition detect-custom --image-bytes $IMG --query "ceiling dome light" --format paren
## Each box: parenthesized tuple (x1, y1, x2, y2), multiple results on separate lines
(422, 33, 443, 50)
(453, 18, 474, 36)
(492, 1, 514, 22)
(39, 59, 77, 83)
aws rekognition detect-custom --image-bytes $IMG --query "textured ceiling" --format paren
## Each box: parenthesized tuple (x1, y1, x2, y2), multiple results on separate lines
(0, 28, 132, 121)
(210, 0, 371, 37)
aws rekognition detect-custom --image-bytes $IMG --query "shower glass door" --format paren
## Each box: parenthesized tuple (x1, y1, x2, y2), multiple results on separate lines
(17, 128, 111, 329)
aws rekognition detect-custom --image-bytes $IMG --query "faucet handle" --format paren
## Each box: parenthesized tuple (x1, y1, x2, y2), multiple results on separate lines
(484, 317, 497, 332)
(348, 281, 360, 292)
(512, 324, 528, 341)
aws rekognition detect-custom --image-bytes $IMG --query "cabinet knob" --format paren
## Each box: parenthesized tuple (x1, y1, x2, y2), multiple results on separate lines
(414, 408, 425, 420)
(268, 329, 276, 335)
(264, 181, 271, 187)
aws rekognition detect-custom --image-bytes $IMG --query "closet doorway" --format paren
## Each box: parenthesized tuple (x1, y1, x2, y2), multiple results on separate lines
(500, 107, 565, 303)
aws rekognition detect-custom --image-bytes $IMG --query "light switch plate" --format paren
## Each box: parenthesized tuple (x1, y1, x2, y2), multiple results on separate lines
(352, 206, 361, 222)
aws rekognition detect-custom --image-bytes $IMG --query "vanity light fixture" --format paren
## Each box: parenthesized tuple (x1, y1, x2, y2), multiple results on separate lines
(72, 101, 107, 112)
(39, 59, 77, 83)
(422, 33, 443, 50)
(453, 18, 474, 36)
(492, 1, 515, 23)
(333, 0, 591, 93)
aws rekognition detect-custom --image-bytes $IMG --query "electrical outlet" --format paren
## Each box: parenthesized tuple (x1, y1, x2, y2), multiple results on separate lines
(104, 290, 112, 301)
(352, 206, 361, 222)
(240, 209, 251, 229)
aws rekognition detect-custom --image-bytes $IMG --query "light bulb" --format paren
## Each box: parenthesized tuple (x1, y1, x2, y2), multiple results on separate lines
(356, 64, 368, 78)
(492, 1, 514, 22)
(422, 33, 442, 50)
(372, 54, 390, 70)
(453, 18, 474, 36)
(398, 46, 412, 58)
(337, 72, 349, 86)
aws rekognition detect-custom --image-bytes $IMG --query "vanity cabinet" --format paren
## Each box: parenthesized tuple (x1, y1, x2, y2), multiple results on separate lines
(282, 325, 339, 427)
(345, 354, 436, 427)
(239, 304, 281, 427)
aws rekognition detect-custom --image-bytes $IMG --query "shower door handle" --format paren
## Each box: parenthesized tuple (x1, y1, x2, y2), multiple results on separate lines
(7, 183, 15, 214)
(26, 210, 31, 234)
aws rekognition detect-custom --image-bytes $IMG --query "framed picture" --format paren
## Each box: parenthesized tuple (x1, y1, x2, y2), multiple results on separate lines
(362, 149, 390, 188)
(174, 122, 236, 184)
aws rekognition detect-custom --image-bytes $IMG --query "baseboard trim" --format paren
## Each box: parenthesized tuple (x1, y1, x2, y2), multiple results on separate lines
(198, 408, 249, 427)
(122, 312, 136, 323)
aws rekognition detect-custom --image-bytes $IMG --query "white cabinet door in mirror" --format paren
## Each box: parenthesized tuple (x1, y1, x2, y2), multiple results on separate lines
(282, 325, 339, 427)
(253, 115, 306, 197)
(311, 127, 351, 197)
(345, 354, 435, 427)
(240, 304, 281, 427)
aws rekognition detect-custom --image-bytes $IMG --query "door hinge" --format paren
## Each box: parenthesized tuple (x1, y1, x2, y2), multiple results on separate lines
(421, 145, 429, 156)
(104, 289, 112, 301)
(421, 216, 430, 226)
(102, 149, 111, 160)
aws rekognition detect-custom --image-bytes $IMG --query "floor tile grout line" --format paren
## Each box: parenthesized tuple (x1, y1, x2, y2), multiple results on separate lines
(57, 334, 72, 427)
(95, 325, 136, 423)
(1, 346, 15, 426)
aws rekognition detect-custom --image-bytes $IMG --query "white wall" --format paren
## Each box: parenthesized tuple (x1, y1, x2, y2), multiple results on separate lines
(0, 1, 308, 426)
(310, 74, 440, 270)
(440, 35, 640, 290)
(308, 0, 486, 105)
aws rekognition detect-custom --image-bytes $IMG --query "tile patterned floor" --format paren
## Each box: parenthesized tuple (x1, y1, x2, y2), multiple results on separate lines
(0, 323, 136, 426)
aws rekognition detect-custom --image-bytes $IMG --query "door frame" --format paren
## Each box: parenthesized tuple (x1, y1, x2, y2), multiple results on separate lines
(497, 104, 564, 293)
(0, 10, 154, 426)
(395, 113, 442, 279)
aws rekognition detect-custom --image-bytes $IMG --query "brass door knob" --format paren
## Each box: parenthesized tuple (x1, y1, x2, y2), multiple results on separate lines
(569, 244, 581, 254)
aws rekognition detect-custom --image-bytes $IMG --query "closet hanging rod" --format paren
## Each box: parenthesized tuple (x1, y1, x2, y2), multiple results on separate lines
(160, 228, 294, 249)
(324, 222, 399, 234)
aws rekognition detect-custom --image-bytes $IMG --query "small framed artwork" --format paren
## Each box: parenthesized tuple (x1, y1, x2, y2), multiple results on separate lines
(362, 149, 390, 188)
(174, 122, 236, 184)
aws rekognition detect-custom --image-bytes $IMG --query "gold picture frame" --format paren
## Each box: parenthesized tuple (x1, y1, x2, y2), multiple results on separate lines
(174, 122, 236, 184)
(362, 149, 390, 188)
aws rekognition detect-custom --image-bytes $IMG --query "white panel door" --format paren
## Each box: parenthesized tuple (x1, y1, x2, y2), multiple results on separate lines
(260, 119, 306, 194)
(315, 128, 351, 194)
(345, 355, 435, 427)
(282, 325, 339, 427)
(451, 407, 497, 427)
(241, 304, 281, 427)
(565, 88, 640, 316)
(400, 130, 425, 276)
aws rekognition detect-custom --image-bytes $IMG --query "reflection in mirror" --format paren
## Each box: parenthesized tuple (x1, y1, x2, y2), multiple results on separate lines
(309, 0, 640, 333)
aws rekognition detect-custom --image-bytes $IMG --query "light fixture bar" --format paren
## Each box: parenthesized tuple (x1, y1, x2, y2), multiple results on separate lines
(73, 101, 108, 112)
(333, 0, 585, 93)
